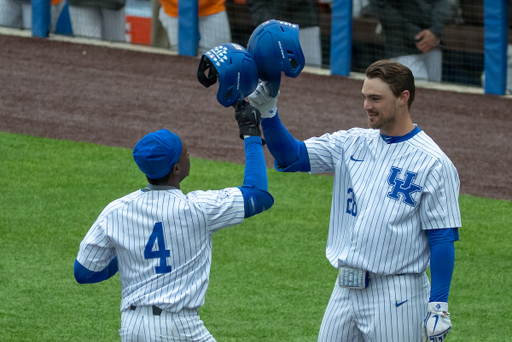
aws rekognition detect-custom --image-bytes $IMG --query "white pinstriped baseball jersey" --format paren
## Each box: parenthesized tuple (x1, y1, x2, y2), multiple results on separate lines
(76, 186, 244, 312)
(304, 126, 462, 275)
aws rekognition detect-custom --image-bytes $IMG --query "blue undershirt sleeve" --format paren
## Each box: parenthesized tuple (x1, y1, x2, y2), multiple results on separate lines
(241, 136, 268, 191)
(74, 257, 118, 284)
(261, 112, 311, 172)
(237, 136, 274, 218)
(427, 228, 459, 302)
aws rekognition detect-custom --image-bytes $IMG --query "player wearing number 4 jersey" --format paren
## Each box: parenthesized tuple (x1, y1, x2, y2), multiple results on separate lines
(74, 102, 273, 341)
(248, 60, 461, 342)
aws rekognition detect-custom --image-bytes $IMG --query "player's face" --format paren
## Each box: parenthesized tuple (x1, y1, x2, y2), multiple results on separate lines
(361, 77, 401, 135)
(177, 144, 190, 181)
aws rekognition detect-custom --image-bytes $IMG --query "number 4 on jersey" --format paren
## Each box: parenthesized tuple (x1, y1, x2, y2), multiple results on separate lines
(144, 222, 172, 274)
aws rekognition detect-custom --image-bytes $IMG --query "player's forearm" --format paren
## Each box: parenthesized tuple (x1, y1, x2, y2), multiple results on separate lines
(239, 136, 274, 218)
(261, 113, 309, 171)
(74, 257, 118, 284)
(429, 241, 454, 302)
(242, 136, 268, 191)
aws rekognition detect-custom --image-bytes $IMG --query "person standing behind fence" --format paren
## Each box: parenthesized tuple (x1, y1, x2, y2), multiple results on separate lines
(0, 0, 65, 32)
(157, 0, 232, 54)
(67, 0, 126, 41)
(150, 0, 170, 48)
(245, 0, 322, 68)
(375, 0, 448, 82)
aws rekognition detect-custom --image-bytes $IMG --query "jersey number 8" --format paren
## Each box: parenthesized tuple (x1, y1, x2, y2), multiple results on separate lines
(144, 222, 173, 274)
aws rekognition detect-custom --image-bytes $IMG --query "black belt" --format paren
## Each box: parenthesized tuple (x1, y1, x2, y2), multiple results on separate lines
(130, 305, 163, 316)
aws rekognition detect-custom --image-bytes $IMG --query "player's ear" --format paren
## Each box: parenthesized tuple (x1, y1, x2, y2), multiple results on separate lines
(399, 90, 410, 107)
(172, 163, 180, 176)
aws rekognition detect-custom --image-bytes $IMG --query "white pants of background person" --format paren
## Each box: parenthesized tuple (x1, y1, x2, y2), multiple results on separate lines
(299, 26, 322, 68)
(393, 48, 442, 82)
(158, 7, 231, 54)
(0, 0, 65, 31)
(68, 5, 125, 41)
(119, 306, 216, 342)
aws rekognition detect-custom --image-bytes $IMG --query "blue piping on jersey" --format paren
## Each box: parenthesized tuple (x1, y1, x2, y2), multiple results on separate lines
(381, 126, 422, 144)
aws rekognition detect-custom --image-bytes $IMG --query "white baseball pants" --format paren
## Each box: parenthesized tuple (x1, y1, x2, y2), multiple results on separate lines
(158, 8, 232, 55)
(0, 0, 64, 31)
(318, 272, 430, 342)
(393, 49, 442, 83)
(119, 306, 216, 342)
(299, 26, 322, 68)
(68, 5, 125, 42)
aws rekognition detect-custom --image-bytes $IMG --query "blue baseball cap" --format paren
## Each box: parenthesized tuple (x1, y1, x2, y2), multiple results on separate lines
(133, 129, 183, 179)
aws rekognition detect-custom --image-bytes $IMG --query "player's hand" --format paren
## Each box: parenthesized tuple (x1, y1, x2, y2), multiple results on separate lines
(415, 30, 439, 53)
(233, 100, 265, 144)
(248, 81, 279, 118)
(424, 302, 451, 341)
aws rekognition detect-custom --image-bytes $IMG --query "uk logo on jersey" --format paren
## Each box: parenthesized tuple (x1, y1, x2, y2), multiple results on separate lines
(387, 167, 422, 207)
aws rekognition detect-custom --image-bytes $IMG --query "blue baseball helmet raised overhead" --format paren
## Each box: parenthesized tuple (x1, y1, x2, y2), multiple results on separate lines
(247, 19, 306, 97)
(197, 43, 259, 108)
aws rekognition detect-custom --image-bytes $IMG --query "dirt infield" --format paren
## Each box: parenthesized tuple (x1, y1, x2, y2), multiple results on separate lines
(1, 34, 510, 201)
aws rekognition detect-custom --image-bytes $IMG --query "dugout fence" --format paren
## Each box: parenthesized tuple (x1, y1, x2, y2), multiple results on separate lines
(1, 0, 510, 95)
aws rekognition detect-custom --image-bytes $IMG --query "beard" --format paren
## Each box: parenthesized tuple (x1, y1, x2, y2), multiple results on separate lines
(368, 111, 397, 131)
(367, 102, 400, 132)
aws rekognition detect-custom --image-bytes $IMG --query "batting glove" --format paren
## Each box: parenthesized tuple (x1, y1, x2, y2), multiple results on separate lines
(424, 302, 451, 341)
(234, 100, 265, 144)
(248, 81, 279, 118)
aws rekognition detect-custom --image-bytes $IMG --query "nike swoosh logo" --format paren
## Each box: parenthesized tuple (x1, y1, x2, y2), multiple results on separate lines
(350, 155, 364, 162)
(395, 300, 408, 307)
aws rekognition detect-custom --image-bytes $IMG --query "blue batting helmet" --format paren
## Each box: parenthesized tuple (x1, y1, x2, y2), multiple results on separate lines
(247, 19, 306, 97)
(197, 43, 259, 108)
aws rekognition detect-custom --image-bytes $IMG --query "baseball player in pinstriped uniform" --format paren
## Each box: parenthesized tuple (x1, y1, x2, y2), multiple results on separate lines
(248, 60, 460, 341)
(74, 102, 273, 341)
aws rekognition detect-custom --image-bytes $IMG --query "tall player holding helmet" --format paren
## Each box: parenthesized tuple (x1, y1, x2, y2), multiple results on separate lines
(74, 44, 273, 341)
(246, 20, 460, 342)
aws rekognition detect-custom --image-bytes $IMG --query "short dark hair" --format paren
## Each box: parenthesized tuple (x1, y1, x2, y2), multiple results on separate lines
(147, 171, 171, 185)
(366, 60, 416, 110)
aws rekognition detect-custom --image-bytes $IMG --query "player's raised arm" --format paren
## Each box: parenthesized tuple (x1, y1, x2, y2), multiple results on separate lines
(248, 82, 311, 173)
(243, 19, 309, 173)
(233, 100, 274, 218)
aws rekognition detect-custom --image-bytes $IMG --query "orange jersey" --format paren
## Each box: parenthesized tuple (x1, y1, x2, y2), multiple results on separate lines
(159, 0, 225, 18)
(51, 0, 64, 5)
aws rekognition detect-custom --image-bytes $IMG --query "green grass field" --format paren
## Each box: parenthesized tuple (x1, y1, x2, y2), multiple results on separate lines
(0, 132, 511, 341)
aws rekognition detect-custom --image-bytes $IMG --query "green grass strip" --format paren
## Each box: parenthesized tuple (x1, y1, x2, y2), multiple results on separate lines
(0, 132, 510, 341)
